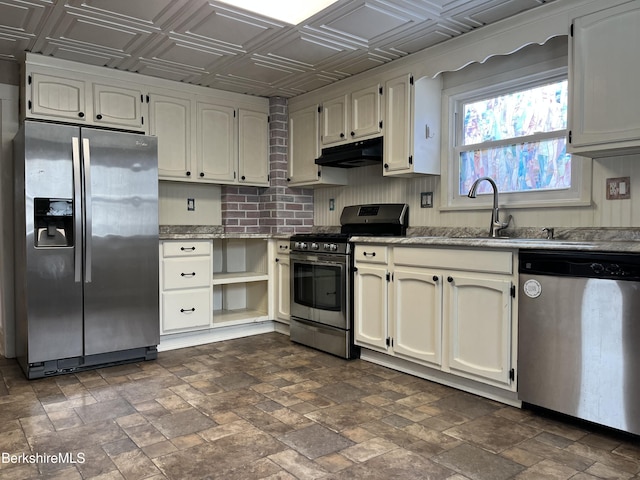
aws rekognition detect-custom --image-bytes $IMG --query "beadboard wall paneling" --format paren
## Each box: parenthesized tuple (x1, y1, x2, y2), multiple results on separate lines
(314, 153, 640, 228)
(159, 181, 221, 225)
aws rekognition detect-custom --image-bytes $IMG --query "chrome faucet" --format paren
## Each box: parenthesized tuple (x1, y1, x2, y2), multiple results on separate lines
(467, 176, 512, 238)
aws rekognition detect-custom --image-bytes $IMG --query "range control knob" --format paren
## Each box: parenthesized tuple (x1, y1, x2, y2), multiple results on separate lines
(310, 242, 319, 250)
(327, 243, 338, 252)
(591, 263, 605, 274)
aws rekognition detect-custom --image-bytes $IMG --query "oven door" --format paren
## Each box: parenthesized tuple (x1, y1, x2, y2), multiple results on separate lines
(290, 252, 348, 329)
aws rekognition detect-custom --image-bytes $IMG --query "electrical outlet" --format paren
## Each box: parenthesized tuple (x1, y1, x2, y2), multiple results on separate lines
(606, 177, 631, 200)
(421, 192, 433, 208)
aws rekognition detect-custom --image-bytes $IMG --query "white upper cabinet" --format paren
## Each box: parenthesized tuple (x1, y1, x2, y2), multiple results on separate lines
(568, 2, 640, 157)
(351, 84, 382, 139)
(26, 66, 146, 131)
(321, 95, 348, 145)
(196, 101, 236, 183)
(28, 70, 89, 123)
(23, 53, 269, 186)
(238, 108, 269, 186)
(321, 83, 382, 146)
(92, 82, 144, 130)
(148, 90, 192, 179)
(288, 103, 347, 187)
(384, 74, 441, 176)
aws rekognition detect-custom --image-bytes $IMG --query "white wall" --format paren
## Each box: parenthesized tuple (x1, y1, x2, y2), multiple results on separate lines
(159, 181, 222, 225)
(0, 84, 20, 357)
(314, 155, 640, 228)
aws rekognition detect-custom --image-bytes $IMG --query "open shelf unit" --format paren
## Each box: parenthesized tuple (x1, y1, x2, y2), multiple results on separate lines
(212, 238, 269, 326)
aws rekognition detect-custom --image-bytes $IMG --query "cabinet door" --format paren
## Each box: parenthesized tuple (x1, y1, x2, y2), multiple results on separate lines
(321, 94, 348, 145)
(392, 268, 442, 367)
(354, 264, 388, 351)
(93, 82, 144, 130)
(446, 274, 513, 386)
(29, 72, 88, 122)
(197, 101, 236, 182)
(288, 104, 321, 184)
(274, 254, 290, 323)
(238, 108, 269, 186)
(161, 289, 211, 333)
(351, 84, 381, 139)
(569, 2, 640, 151)
(149, 91, 192, 180)
(384, 74, 412, 174)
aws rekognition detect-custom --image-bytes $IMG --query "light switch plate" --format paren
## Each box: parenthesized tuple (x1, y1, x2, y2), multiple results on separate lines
(187, 198, 195, 211)
(421, 192, 433, 208)
(606, 177, 630, 200)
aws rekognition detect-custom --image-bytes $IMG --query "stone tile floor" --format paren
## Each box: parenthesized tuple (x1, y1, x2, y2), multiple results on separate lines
(0, 332, 639, 479)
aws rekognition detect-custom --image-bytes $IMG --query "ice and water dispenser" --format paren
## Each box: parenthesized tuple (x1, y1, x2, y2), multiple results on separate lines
(34, 198, 73, 247)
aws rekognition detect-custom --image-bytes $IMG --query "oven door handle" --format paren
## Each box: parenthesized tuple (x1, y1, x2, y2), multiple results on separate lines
(290, 254, 348, 266)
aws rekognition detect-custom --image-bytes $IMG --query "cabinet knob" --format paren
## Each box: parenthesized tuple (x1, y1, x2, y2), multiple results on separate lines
(350, 131, 355, 137)
(340, 133, 345, 138)
(433, 275, 438, 282)
(186, 171, 191, 176)
(241, 175, 246, 180)
(199, 172, 204, 177)
(287, 178, 291, 182)
(78, 112, 85, 118)
(275, 258, 280, 263)
(96, 114, 103, 120)
(384, 163, 389, 169)
(447, 276, 454, 283)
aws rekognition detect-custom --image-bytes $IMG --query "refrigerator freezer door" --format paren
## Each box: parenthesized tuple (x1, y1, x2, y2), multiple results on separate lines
(16, 121, 84, 364)
(80, 128, 159, 355)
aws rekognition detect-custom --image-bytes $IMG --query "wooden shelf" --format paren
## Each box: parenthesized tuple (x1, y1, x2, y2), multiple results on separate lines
(213, 308, 269, 326)
(212, 271, 269, 285)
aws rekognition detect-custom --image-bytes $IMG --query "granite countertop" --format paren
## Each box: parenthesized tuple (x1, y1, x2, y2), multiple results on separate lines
(351, 227, 640, 253)
(159, 225, 290, 240)
(159, 225, 640, 253)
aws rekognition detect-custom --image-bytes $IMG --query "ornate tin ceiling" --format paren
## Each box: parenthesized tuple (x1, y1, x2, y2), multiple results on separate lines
(0, 0, 554, 97)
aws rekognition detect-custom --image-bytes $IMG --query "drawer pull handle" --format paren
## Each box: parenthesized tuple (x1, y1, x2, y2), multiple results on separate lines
(363, 252, 376, 257)
(180, 247, 196, 251)
(279, 245, 288, 250)
(181, 272, 196, 277)
(180, 308, 196, 313)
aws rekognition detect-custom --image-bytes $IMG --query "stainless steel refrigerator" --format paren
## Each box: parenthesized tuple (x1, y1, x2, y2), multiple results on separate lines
(14, 120, 160, 379)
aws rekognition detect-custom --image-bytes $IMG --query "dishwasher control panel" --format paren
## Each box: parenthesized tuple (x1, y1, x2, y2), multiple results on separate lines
(519, 250, 640, 281)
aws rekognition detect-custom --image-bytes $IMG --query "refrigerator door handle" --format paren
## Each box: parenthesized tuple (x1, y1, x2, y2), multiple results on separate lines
(72, 137, 82, 283)
(82, 137, 92, 283)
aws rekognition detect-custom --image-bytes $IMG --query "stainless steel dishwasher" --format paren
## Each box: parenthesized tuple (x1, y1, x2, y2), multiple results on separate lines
(518, 250, 640, 435)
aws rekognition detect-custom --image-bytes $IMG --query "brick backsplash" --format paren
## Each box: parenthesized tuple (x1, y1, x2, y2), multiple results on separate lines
(221, 97, 313, 234)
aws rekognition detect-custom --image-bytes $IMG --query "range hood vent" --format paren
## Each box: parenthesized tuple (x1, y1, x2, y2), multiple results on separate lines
(315, 137, 383, 168)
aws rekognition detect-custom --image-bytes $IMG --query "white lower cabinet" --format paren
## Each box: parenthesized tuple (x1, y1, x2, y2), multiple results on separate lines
(160, 240, 212, 334)
(160, 238, 270, 337)
(271, 240, 291, 324)
(445, 272, 513, 386)
(392, 267, 442, 367)
(354, 244, 517, 391)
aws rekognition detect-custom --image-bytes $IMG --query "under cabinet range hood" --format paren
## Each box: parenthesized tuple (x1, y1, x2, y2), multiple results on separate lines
(315, 137, 383, 168)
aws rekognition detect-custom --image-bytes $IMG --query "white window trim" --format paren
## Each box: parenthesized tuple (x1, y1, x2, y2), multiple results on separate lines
(440, 65, 592, 211)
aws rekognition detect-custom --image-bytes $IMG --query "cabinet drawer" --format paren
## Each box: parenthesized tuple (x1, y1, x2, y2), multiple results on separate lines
(161, 289, 211, 333)
(354, 245, 388, 264)
(162, 240, 210, 257)
(394, 247, 512, 275)
(163, 258, 211, 290)
(275, 240, 290, 255)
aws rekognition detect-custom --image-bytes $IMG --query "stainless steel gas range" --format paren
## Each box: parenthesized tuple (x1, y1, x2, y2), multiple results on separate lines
(289, 204, 409, 359)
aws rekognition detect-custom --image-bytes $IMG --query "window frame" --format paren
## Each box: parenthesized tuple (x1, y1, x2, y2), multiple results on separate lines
(441, 65, 592, 211)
